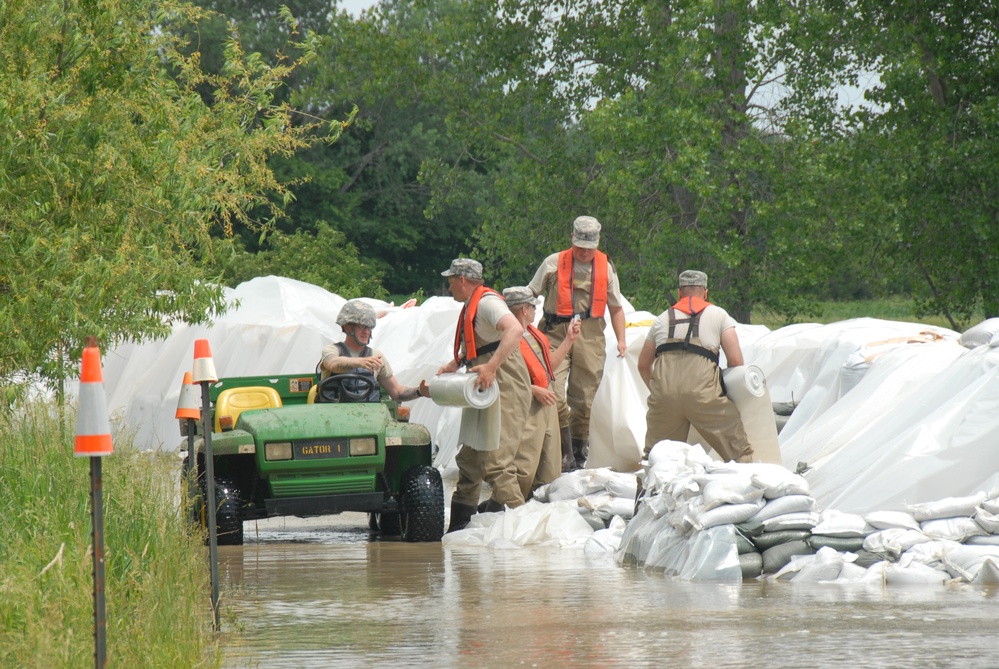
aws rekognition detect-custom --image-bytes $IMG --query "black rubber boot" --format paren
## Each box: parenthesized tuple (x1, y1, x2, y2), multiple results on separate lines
(560, 426, 576, 472)
(571, 438, 589, 470)
(447, 501, 476, 533)
(477, 498, 504, 513)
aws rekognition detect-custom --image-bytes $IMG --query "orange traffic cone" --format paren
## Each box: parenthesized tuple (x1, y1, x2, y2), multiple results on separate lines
(75, 345, 113, 457)
(175, 371, 201, 420)
(192, 339, 218, 384)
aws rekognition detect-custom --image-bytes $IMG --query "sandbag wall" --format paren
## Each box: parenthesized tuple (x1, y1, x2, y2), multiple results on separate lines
(614, 440, 999, 585)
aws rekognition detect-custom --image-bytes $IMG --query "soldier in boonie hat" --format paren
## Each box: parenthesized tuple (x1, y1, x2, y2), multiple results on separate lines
(440, 257, 483, 281)
(678, 270, 708, 288)
(502, 286, 536, 308)
(571, 216, 601, 250)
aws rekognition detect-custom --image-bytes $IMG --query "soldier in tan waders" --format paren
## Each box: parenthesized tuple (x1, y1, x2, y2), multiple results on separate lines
(528, 216, 627, 470)
(637, 270, 753, 463)
(436, 259, 533, 532)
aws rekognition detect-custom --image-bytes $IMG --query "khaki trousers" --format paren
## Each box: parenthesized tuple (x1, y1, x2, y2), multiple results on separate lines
(453, 347, 533, 508)
(544, 317, 606, 439)
(644, 352, 753, 462)
(512, 399, 561, 501)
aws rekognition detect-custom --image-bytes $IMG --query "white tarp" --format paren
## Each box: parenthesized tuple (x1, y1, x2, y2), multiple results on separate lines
(98, 276, 999, 517)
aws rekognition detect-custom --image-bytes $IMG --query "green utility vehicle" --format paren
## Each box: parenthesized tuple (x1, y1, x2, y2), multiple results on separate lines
(183, 372, 444, 544)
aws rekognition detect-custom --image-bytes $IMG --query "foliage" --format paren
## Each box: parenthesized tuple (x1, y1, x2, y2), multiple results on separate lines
(219, 221, 387, 297)
(0, 402, 218, 667)
(0, 0, 342, 389)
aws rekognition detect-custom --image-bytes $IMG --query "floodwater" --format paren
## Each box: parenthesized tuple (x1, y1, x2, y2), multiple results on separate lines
(219, 514, 999, 669)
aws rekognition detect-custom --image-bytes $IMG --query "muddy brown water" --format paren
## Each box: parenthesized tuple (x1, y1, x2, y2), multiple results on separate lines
(218, 514, 999, 669)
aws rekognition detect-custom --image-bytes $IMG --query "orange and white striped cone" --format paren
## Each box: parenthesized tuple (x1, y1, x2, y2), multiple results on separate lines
(175, 371, 201, 420)
(75, 345, 113, 457)
(192, 339, 218, 384)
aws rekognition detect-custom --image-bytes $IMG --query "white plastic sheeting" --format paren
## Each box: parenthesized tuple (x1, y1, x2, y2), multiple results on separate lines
(98, 277, 999, 529)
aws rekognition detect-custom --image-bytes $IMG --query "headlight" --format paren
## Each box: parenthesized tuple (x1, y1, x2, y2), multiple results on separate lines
(265, 441, 293, 461)
(349, 437, 377, 456)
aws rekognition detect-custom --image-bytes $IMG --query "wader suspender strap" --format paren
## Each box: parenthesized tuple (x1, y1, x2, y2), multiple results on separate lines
(658, 304, 719, 366)
(460, 341, 499, 367)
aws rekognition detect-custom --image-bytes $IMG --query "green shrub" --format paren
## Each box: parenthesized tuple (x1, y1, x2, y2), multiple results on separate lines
(0, 402, 218, 668)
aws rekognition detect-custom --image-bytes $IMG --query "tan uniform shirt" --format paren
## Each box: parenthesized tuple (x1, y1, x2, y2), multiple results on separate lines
(646, 304, 736, 351)
(528, 252, 624, 315)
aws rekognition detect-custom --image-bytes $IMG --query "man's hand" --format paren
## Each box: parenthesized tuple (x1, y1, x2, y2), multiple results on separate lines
(358, 355, 383, 373)
(437, 358, 459, 375)
(531, 385, 557, 406)
(469, 361, 498, 389)
(617, 339, 628, 358)
(418, 379, 431, 398)
(566, 319, 581, 343)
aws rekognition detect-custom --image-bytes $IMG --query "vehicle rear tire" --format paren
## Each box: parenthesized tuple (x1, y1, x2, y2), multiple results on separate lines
(399, 465, 445, 542)
(378, 511, 402, 536)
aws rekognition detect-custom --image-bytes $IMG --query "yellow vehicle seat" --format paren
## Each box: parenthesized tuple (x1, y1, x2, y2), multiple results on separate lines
(307, 384, 319, 404)
(215, 386, 283, 432)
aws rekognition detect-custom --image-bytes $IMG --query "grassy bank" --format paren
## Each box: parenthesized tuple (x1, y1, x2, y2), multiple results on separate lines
(753, 297, 968, 331)
(0, 403, 219, 668)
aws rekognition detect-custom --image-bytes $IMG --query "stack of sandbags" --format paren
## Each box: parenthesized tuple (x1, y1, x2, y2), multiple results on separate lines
(768, 490, 999, 585)
(533, 467, 640, 530)
(615, 440, 816, 581)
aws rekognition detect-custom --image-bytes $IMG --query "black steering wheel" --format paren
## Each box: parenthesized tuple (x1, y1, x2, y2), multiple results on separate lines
(316, 373, 377, 403)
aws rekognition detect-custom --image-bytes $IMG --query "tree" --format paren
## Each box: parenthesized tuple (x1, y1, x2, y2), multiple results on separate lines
(0, 0, 342, 388)
(410, 0, 853, 321)
(798, 1, 999, 328)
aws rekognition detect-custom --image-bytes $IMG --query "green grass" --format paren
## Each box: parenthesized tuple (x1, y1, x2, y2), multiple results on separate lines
(752, 297, 967, 331)
(0, 402, 219, 668)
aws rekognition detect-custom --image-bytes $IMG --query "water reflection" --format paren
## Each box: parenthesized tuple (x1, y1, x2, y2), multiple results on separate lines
(220, 514, 999, 669)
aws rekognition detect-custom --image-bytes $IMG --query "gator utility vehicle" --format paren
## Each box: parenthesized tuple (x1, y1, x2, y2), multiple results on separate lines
(183, 372, 444, 544)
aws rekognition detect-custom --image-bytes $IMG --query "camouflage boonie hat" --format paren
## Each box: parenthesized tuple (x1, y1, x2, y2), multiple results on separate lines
(502, 286, 535, 308)
(678, 270, 708, 288)
(441, 258, 483, 280)
(336, 299, 377, 328)
(571, 216, 601, 249)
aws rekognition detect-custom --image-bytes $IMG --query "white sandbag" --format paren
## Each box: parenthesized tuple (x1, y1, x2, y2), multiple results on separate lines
(544, 470, 606, 502)
(772, 546, 852, 583)
(605, 472, 640, 499)
(722, 365, 782, 464)
(698, 473, 765, 511)
(585, 518, 627, 557)
(761, 511, 819, 533)
(966, 535, 999, 546)
(690, 499, 767, 531)
(745, 463, 811, 499)
(973, 506, 999, 534)
(907, 492, 987, 521)
(427, 372, 498, 409)
(919, 516, 988, 542)
(982, 497, 999, 515)
(748, 495, 816, 523)
(678, 525, 743, 582)
(863, 529, 931, 558)
(959, 318, 999, 349)
(812, 509, 875, 538)
(864, 510, 920, 531)
(939, 545, 999, 582)
(883, 562, 950, 585)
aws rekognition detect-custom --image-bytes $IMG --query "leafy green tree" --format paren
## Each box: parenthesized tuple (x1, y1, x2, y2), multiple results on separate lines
(0, 0, 341, 388)
(797, 1, 999, 328)
(219, 221, 387, 297)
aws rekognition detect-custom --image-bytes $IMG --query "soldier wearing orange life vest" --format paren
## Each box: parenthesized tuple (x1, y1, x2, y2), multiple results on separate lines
(502, 286, 581, 499)
(529, 216, 627, 470)
(637, 270, 753, 463)
(435, 258, 533, 533)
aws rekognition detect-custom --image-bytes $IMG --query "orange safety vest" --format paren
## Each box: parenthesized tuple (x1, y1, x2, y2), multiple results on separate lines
(519, 325, 555, 388)
(556, 248, 609, 318)
(453, 285, 502, 364)
(671, 295, 712, 316)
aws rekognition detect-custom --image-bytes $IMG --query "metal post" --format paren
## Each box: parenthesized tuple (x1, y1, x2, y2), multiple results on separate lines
(90, 457, 107, 668)
(200, 382, 220, 631)
(184, 420, 197, 509)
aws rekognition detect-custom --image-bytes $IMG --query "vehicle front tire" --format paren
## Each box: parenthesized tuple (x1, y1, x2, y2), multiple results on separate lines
(210, 476, 244, 546)
(399, 465, 445, 542)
